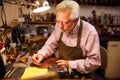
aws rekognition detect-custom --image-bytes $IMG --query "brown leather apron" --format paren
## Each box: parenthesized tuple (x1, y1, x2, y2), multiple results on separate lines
(58, 20, 93, 79)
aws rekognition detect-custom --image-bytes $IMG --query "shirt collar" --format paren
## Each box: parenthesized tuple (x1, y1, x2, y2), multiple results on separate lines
(68, 17, 81, 35)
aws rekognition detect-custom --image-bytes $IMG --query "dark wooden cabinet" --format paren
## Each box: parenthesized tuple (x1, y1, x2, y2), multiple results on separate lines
(98, 24, 120, 36)
(49, 0, 120, 6)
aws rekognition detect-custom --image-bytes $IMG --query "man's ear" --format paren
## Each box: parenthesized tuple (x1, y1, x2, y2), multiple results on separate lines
(74, 18, 79, 24)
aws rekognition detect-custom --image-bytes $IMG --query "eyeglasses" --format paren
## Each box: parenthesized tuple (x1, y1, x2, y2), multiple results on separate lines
(56, 20, 73, 25)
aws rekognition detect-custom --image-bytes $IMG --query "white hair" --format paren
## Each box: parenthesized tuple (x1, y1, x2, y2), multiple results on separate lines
(56, 0, 80, 20)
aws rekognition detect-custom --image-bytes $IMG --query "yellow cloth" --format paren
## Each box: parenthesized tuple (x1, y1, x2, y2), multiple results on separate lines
(21, 67, 48, 80)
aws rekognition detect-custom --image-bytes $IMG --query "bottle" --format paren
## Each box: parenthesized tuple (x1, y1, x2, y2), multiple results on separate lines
(43, 29, 48, 37)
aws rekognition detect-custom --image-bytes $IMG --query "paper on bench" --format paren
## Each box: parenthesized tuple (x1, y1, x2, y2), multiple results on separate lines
(21, 67, 48, 79)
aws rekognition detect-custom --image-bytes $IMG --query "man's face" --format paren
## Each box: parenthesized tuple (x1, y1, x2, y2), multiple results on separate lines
(56, 9, 75, 32)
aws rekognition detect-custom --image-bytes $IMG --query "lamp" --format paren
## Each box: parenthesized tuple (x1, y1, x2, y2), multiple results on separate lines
(33, 0, 50, 13)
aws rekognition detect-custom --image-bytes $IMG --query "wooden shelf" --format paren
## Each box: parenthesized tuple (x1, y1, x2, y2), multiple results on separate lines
(98, 24, 120, 27)
(28, 21, 55, 25)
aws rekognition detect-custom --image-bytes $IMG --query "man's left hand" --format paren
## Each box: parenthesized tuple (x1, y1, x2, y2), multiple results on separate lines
(56, 60, 69, 69)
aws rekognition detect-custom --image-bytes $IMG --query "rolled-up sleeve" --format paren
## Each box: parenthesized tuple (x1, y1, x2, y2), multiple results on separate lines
(38, 24, 61, 58)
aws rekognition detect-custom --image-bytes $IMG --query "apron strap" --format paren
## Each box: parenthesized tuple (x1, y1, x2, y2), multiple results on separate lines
(77, 20, 83, 47)
(60, 32, 63, 40)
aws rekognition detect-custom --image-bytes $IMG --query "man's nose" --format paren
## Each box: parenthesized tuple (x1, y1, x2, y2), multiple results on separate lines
(59, 23, 64, 29)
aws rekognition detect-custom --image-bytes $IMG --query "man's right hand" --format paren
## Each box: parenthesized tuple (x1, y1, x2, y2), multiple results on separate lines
(32, 53, 44, 65)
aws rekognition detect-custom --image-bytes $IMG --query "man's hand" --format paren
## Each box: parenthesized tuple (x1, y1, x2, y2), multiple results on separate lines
(32, 54, 44, 65)
(56, 60, 69, 69)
